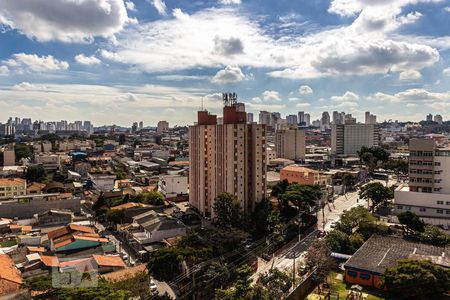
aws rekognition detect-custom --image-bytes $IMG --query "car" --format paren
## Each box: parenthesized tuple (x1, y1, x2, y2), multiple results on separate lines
(330, 221, 338, 228)
(149, 280, 157, 293)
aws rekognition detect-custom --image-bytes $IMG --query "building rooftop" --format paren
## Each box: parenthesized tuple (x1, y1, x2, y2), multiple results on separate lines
(344, 235, 449, 275)
(0, 254, 23, 285)
(92, 255, 126, 267)
(0, 178, 26, 186)
(281, 165, 318, 173)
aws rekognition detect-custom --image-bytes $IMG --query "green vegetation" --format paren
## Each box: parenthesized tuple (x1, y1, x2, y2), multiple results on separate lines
(305, 240, 336, 282)
(359, 182, 393, 211)
(25, 275, 130, 299)
(325, 206, 391, 254)
(130, 190, 165, 205)
(383, 259, 450, 299)
(358, 146, 390, 172)
(25, 164, 47, 182)
(212, 192, 244, 228)
(0, 239, 17, 247)
(14, 143, 33, 163)
(324, 271, 385, 300)
(382, 159, 408, 176)
(398, 211, 450, 246)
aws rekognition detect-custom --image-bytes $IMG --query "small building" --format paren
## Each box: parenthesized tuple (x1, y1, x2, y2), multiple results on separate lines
(0, 178, 27, 200)
(47, 224, 108, 253)
(0, 254, 23, 296)
(343, 235, 449, 289)
(92, 254, 126, 274)
(35, 210, 74, 226)
(88, 173, 116, 191)
(158, 174, 188, 199)
(280, 165, 330, 186)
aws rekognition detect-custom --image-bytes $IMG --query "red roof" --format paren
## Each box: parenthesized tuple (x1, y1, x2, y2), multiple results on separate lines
(92, 255, 126, 267)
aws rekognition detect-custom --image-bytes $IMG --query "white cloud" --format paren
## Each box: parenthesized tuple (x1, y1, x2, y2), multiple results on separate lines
(0, 0, 130, 42)
(219, 0, 241, 4)
(443, 67, 450, 76)
(104, 6, 439, 78)
(13, 82, 36, 90)
(100, 49, 121, 61)
(172, 8, 189, 20)
(251, 97, 262, 103)
(155, 74, 208, 81)
(75, 54, 101, 65)
(369, 89, 450, 112)
(299, 85, 313, 95)
(3, 53, 69, 72)
(211, 65, 246, 84)
(331, 91, 360, 102)
(126, 1, 137, 12)
(151, 0, 167, 16)
(262, 90, 281, 102)
(399, 69, 422, 81)
(406, 103, 417, 107)
(444, 6, 450, 12)
(296, 103, 311, 108)
(0, 65, 8, 75)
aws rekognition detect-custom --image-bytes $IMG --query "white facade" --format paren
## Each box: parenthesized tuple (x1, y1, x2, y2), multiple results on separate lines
(331, 123, 379, 155)
(88, 173, 116, 191)
(158, 174, 188, 198)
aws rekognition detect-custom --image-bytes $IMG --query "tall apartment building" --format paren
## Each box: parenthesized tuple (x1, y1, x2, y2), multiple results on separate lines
(259, 111, 271, 126)
(3, 148, 15, 166)
(394, 139, 450, 221)
(286, 115, 298, 125)
(247, 113, 254, 124)
(275, 126, 305, 161)
(189, 93, 267, 217)
(298, 111, 305, 124)
(321, 112, 330, 131)
(365, 111, 377, 124)
(331, 121, 379, 155)
(157, 121, 169, 133)
(304, 113, 311, 126)
(434, 114, 443, 125)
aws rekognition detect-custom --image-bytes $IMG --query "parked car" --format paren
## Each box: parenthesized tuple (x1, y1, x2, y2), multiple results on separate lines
(149, 279, 157, 294)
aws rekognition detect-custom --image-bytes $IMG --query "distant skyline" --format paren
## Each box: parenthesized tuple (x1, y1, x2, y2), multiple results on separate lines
(0, 0, 449, 126)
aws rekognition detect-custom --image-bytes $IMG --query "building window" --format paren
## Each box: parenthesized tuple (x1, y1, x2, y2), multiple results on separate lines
(437, 201, 444, 205)
(437, 209, 443, 214)
(397, 205, 403, 210)
(359, 273, 371, 280)
(419, 207, 426, 212)
(405, 206, 411, 211)
(347, 271, 357, 278)
(446, 210, 450, 215)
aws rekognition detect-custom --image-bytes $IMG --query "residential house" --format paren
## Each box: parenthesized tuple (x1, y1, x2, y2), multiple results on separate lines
(0, 254, 23, 296)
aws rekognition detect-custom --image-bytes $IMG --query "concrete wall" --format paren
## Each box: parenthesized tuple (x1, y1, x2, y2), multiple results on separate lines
(0, 198, 81, 219)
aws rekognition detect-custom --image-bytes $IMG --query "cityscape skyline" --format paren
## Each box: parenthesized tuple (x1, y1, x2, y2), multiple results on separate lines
(0, 0, 449, 125)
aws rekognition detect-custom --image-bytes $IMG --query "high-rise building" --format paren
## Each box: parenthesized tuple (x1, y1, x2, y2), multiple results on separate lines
(247, 113, 254, 124)
(304, 114, 311, 126)
(426, 114, 433, 122)
(331, 120, 379, 155)
(131, 122, 138, 133)
(298, 111, 305, 124)
(189, 93, 266, 217)
(394, 139, 450, 220)
(157, 121, 169, 133)
(332, 111, 340, 125)
(365, 111, 377, 124)
(3, 148, 15, 166)
(321, 111, 330, 131)
(259, 111, 271, 126)
(286, 114, 298, 125)
(434, 114, 443, 125)
(275, 126, 305, 161)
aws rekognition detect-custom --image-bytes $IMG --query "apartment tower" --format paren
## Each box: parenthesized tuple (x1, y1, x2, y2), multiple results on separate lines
(275, 125, 305, 161)
(189, 93, 267, 217)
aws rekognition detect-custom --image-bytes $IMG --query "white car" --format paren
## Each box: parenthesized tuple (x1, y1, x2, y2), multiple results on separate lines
(330, 221, 338, 228)
(149, 280, 157, 293)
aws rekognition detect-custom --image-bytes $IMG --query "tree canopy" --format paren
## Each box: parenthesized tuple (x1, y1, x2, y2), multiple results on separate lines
(212, 192, 244, 228)
(383, 259, 450, 299)
(359, 182, 393, 210)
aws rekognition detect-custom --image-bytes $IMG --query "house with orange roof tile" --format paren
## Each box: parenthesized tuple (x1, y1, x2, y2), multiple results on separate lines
(47, 224, 108, 253)
(0, 254, 23, 296)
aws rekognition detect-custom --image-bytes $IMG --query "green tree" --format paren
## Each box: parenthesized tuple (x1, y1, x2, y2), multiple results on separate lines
(234, 264, 253, 298)
(383, 159, 409, 176)
(342, 173, 356, 192)
(14, 143, 33, 163)
(325, 230, 351, 254)
(398, 211, 425, 234)
(250, 198, 280, 238)
(359, 182, 393, 211)
(349, 232, 365, 253)
(305, 239, 336, 282)
(212, 192, 243, 228)
(204, 261, 230, 289)
(109, 271, 151, 298)
(279, 184, 322, 212)
(420, 225, 450, 246)
(106, 209, 125, 225)
(25, 164, 46, 182)
(335, 206, 376, 235)
(257, 268, 292, 299)
(270, 179, 289, 197)
(142, 190, 165, 205)
(383, 259, 450, 299)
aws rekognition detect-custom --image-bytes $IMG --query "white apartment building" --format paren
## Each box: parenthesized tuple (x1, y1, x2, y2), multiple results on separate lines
(394, 138, 450, 225)
(275, 126, 305, 161)
(331, 122, 379, 155)
(158, 174, 188, 199)
(88, 173, 116, 191)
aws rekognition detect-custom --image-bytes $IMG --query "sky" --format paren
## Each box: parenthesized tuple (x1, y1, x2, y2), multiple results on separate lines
(0, 0, 450, 126)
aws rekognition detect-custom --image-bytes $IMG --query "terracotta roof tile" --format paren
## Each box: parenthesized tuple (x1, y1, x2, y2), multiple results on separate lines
(40, 255, 59, 267)
(0, 254, 23, 284)
(92, 255, 126, 267)
(101, 264, 147, 282)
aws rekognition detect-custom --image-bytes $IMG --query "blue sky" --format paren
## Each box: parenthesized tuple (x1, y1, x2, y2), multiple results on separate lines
(0, 0, 449, 126)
